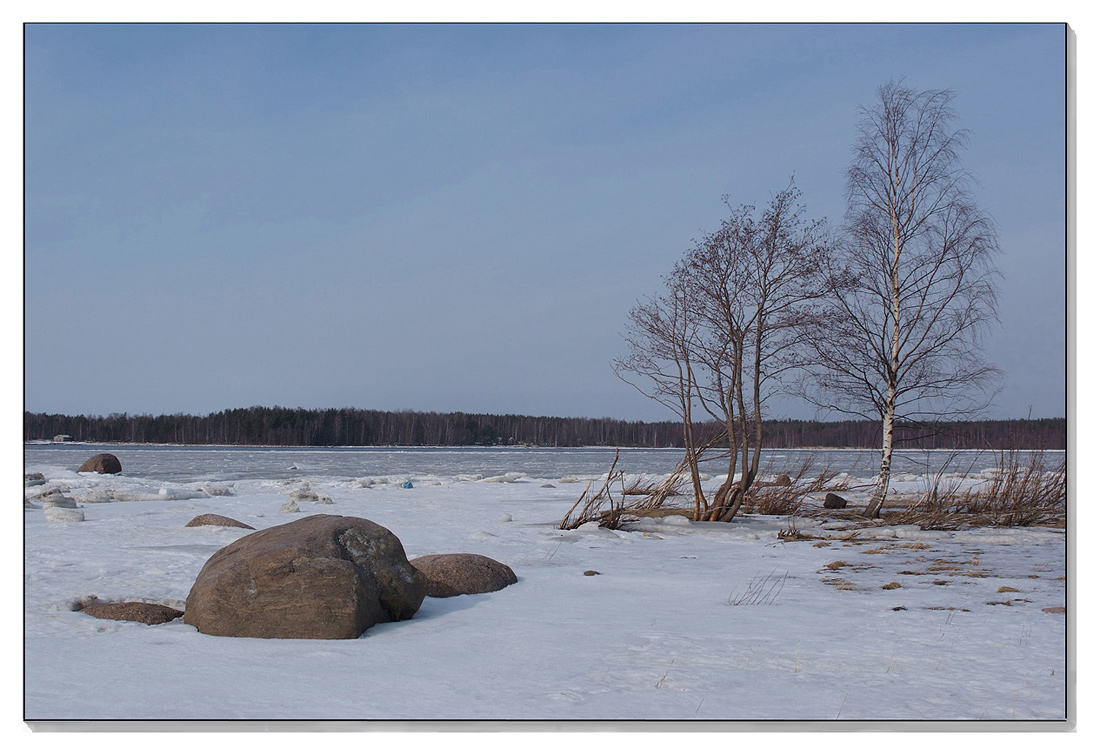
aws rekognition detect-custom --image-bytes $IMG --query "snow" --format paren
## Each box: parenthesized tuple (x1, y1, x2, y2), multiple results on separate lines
(22, 453, 1068, 723)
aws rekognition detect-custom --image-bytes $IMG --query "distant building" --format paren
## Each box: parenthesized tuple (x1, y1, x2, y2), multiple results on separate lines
(53, 434, 73, 443)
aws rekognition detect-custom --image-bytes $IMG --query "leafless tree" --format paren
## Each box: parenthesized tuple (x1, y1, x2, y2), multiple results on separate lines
(802, 82, 1000, 518)
(616, 183, 829, 522)
(614, 268, 709, 515)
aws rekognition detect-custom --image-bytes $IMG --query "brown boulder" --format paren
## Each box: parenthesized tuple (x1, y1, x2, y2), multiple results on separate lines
(185, 514, 255, 530)
(410, 553, 518, 598)
(184, 514, 426, 639)
(823, 493, 848, 509)
(78, 453, 122, 474)
(81, 601, 183, 625)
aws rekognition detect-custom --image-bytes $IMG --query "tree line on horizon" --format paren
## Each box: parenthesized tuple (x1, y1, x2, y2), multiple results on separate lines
(23, 407, 1066, 450)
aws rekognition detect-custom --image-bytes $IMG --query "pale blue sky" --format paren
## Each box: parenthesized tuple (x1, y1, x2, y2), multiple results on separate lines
(23, 23, 1067, 421)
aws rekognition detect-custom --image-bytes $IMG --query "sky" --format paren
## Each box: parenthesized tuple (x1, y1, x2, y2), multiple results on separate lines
(21, 22, 1068, 423)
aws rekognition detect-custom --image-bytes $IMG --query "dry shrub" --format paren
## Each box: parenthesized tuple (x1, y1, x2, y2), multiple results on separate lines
(559, 451, 630, 530)
(741, 457, 853, 516)
(886, 449, 1066, 530)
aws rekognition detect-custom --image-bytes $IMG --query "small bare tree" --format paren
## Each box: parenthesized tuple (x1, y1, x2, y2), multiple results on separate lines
(616, 183, 829, 522)
(802, 82, 1000, 518)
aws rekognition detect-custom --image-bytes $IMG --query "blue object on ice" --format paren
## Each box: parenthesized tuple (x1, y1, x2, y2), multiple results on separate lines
(401, 480, 413, 489)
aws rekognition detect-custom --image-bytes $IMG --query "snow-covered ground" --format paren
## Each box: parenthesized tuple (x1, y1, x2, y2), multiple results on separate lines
(23, 457, 1067, 723)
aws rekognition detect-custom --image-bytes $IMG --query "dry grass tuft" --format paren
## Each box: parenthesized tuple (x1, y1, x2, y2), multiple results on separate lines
(997, 585, 1021, 593)
(885, 449, 1066, 530)
(741, 457, 852, 516)
(727, 569, 789, 606)
(881, 582, 902, 590)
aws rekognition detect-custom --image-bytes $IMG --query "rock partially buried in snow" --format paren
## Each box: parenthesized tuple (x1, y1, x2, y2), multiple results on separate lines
(823, 493, 848, 509)
(42, 493, 78, 509)
(185, 514, 255, 530)
(81, 601, 183, 625)
(184, 514, 426, 639)
(45, 507, 85, 522)
(78, 453, 122, 474)
(410, 553, 518, 598)
(287, 482, 319, 503)
(279, 501, 300, 514)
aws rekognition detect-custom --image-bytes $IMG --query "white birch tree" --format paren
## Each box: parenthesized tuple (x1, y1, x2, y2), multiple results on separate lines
(804, 81, 1000, 518)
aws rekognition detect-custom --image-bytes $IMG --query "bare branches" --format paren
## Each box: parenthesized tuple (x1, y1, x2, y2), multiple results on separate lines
(613, 182, 831, 523)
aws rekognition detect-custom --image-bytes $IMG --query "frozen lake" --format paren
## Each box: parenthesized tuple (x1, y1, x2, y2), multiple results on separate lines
(23, 443, 1062, 485)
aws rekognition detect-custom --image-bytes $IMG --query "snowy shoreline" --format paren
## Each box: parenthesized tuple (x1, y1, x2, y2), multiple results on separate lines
(24, 453, 1067, 722)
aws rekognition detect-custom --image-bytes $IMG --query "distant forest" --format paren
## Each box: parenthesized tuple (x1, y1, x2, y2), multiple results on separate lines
(24, 407, 1067, 450)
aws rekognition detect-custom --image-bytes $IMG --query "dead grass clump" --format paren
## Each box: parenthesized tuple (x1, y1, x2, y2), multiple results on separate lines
(821, 577, 856, 591)
(813, 541, 831, 548)
(742, 457, 852, 516)
(885, 449, 1066, 530)
(727, 569, 789, 606)
(997, 585, 1021, 593)
(824, 561, 851, 571)
(882, 582, 902, 590)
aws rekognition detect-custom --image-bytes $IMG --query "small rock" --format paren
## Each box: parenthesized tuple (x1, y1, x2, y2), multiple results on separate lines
(81, 602, 183, 625)
(401, 481, 414, 489)
(1042, 606, 1066, 614)
(541, 483, 556, 488)
(823, 493, 848, 509)
(78, 453, 122, 474)
(287, 483, 319, 503)
(184, 514, 255, 530)
(410, 553, 518, 598)
(584, 570, 600, 576)
(774, 474, 792, 486)
(316, 496, 334, 505)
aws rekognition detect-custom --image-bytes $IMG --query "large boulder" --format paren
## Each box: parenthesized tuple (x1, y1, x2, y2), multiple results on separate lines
(184, 514, 426, 639)
(78, 453, 122, 474)
(82, 601, 183, 625)
(410, 553, 518, 598)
